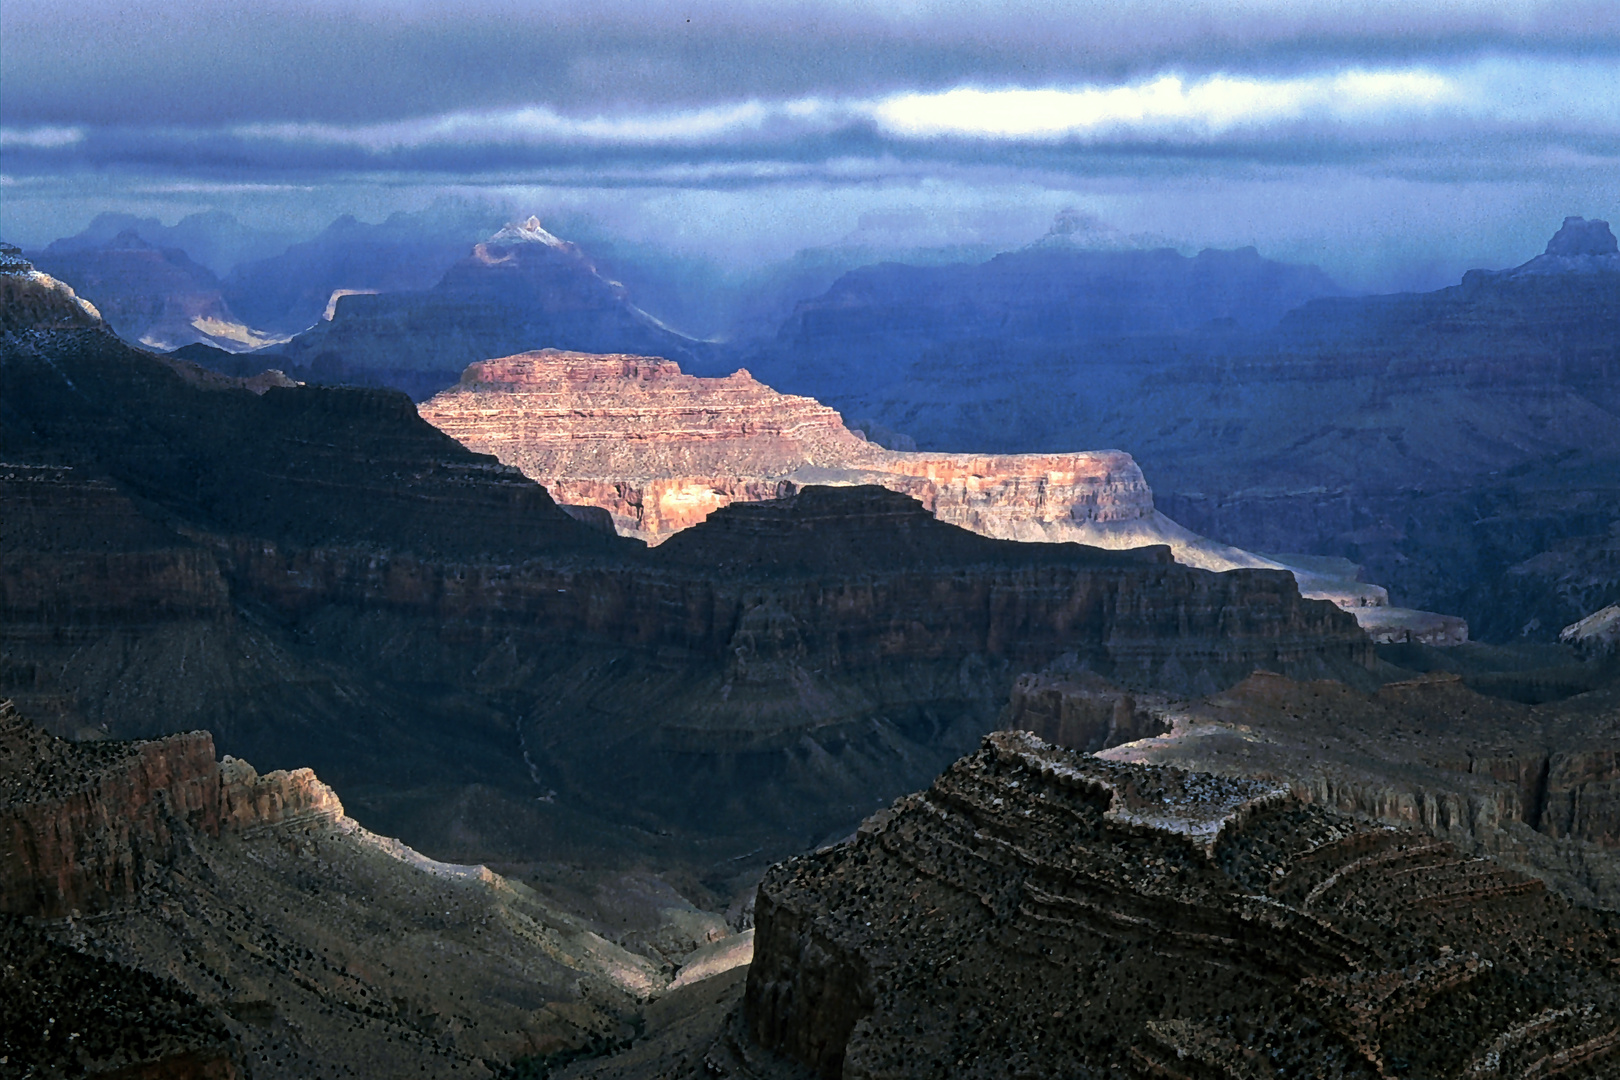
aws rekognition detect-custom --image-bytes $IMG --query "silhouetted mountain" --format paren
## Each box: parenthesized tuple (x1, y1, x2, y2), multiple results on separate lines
(40, 209, 294, 277)
(29, 230, 283, 351)
(748, 221, 1342, 399)
(221, 205, 497, 333)
(275, 217, 718, 398)
(766, 216, 1620, 643)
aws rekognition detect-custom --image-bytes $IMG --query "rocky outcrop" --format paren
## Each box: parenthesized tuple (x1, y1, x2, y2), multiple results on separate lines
(1562, 602, 1620, 661)
(999, 670, 1171, 752)
(743, 731, 1620, 1079)
(0, 698, 693, 1078)
(0, 701, 338, 917)
(1093, 670, 1620, 907)
(0, 256, 104, 331)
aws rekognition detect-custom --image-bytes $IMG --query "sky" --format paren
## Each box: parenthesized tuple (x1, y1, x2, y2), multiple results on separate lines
(3, 0, 1618, 289)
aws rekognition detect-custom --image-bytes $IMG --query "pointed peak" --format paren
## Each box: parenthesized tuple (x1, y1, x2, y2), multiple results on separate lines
(487, 216, 568, 248)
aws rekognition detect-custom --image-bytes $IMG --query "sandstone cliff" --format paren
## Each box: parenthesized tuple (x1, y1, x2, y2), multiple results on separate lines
(0, 701, 339, 917)
(739, 732, 1620, 1078)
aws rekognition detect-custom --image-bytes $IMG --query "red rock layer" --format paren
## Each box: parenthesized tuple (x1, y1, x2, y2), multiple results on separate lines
(416, 350, 1157, 542)
(0, 702, 339, 918)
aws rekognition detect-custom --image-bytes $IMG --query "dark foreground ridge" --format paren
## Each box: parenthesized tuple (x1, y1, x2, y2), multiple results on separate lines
(742, 732, 1620, 1079)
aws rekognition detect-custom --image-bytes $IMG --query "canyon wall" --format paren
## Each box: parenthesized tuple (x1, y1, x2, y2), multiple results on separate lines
(1064, 670, 1620, 907)
(417, 349, 1158, 545)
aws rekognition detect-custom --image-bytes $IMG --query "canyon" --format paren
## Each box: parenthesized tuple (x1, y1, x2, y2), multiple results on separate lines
(7, 210, 1619, 1079)
(416, 348, 1465, 645)
(550, 731, 1620, 1079)
(1, 265, 1370, 885)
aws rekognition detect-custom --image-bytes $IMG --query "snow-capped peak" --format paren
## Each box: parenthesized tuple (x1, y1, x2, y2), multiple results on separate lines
(487, 216, 568, 248)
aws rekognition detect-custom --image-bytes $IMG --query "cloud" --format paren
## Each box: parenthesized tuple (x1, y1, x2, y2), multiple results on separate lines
(4, 0, 1618, 127)
(868, 69, 1460, 140)
(0, 126, 85, 149)
(109, 55, 1610, 161)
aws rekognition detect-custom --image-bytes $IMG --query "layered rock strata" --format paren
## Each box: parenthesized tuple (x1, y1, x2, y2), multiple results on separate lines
(1066, 670, 1620, 907)
(0, 700, 340, 917)
(417, 349, 1465, 644)
(744, 731, 1620, 1079)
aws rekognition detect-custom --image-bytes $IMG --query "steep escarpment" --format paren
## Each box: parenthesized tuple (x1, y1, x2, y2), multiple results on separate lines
(0, 701, 338, 917)
(740, 732, 1620, 1079)
(417, 349, 1155, 546)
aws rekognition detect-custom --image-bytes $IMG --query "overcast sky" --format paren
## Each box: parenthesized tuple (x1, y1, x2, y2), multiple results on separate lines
(3, 0, 1617, 287)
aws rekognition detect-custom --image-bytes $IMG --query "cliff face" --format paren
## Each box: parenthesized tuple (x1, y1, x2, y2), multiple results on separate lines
(0, 701, 337, 918)
(418, 350, 1159, 545)
(418, 349, 1467, 648)
(0, 700, 703, 1078)
(744, 732, 1620, 1079)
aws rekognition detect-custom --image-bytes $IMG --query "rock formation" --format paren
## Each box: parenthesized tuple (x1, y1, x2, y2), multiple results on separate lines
(739, 218, 1620, 643)
(1059, 669, 1620, 908)
(741, 731, 1620, 1079)
(0, 247, 104, 331)
(1562, 602, 1620, 662)
(275, 217, 712, 400)
(417, 348, 1465, 644)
